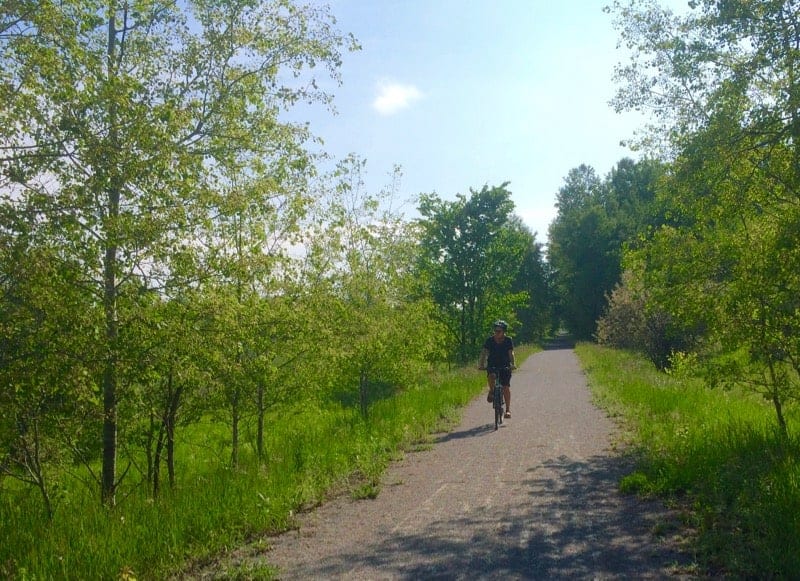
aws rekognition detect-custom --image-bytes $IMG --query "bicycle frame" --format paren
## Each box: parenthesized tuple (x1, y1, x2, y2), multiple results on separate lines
(487, 366, 508, 430)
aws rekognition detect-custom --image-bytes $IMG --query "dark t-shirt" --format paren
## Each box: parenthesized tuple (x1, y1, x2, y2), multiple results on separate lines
(483, 336, 514, 368)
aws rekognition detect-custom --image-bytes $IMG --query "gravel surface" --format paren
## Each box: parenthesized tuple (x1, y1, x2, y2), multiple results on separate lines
(199, 342, 697, 579)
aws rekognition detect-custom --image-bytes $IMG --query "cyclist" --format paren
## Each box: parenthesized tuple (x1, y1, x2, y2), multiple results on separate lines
(477, 320, 516, 418)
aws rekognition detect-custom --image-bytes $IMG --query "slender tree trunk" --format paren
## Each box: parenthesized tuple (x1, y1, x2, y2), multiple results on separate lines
(153, 428, 165, 498)
(101, 5, 120, 508)
(231, 390, 240, 468)
(145, 411, 156, 485)
(766, 358, 788, 439)
(101, 218, 119, 506)
(257, 383, 265, 460)
(166, 383, 182, 489)
(28, 421, 53, 520)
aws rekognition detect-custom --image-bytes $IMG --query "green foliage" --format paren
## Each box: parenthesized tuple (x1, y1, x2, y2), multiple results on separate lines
(0, 1, 547, 577)
(1, 0, 357, 504)
(595, 270, 648, 351)
(510, 216, 554, 343)
(296, 157, 442, 418)
(0, 355, 496, 580)
(610, 0, 800, 435)
(577, 342, 800, 577)
(548, 159, 667, 340)
(415, 183, 542, 362)
(577, 344, 800, 578)
(596, 268, 698, 369)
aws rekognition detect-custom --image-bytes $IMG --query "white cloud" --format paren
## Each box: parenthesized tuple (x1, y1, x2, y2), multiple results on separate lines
(372, 81, 423, 115)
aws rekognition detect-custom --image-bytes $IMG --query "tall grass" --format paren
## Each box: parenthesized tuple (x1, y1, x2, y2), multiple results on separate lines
(1, 350, 540, 580)
(575, 342, 800, 578)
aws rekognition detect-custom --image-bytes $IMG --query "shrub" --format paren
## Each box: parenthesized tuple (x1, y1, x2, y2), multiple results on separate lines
(596, 270, 697, 369)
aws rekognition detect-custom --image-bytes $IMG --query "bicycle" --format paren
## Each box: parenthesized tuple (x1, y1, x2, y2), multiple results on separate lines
(486, 366, 510, 430)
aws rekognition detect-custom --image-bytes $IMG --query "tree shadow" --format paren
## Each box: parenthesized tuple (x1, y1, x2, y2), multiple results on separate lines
(273, 453, 696, 579)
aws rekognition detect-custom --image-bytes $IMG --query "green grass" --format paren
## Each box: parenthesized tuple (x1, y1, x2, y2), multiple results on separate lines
(0, 345, 538, 580)
(575, 342, 800, 578)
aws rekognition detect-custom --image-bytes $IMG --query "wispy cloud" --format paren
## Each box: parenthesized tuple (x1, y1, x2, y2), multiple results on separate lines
(372, 81, 423, 115)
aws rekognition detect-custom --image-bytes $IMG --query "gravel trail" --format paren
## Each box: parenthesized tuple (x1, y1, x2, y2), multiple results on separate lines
(218, 342, 695, 579)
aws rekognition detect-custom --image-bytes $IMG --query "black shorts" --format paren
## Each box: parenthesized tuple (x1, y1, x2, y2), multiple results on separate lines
(487, 367, 512, 388)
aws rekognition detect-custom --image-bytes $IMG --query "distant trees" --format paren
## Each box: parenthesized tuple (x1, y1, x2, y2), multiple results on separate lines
(547, 159, 666, 340)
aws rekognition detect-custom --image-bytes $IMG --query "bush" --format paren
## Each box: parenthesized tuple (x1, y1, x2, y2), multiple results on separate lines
(596, 271, 696, 369)
(595, 271, 647, 351)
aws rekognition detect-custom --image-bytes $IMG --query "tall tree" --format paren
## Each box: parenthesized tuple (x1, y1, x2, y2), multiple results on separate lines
(509, 216, 552, 343)
(547, 165, 616, 339)
(610, 0, 800, 435)
(0, 0, 355, 505)
(548, 159, 667, 340)
(416, 183, 526, 363)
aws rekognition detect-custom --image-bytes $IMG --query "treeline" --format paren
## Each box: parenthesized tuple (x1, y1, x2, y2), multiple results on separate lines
(0, 1, 551, 524)
(549, 0, 800, 439)
(5, 0, 799, 538)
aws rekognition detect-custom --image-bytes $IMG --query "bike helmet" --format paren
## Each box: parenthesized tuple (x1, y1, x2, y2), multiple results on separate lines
(492, 320, 508, 331)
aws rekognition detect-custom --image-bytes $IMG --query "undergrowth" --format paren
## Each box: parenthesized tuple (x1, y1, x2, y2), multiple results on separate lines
(575, 342, 800, 578)
(0, 345, 537, 579)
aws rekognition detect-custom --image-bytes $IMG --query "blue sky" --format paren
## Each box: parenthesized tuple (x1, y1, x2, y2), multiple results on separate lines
(298, 1, 685, 243)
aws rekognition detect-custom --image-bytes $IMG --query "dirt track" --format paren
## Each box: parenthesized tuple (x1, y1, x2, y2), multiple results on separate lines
(212, 342, 696, 579)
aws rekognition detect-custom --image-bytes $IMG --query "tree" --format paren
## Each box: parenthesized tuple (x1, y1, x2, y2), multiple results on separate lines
(547, 166, 617, 339)
(295, 156, 439, 418)
(0, 241, 99, 519)
(548, 159, 667, 340)
(610, 0, 800, 167)
(503, 216, 551, 343)
(416, 184, 529, 363)
(0, 0, 355, 505)
(610, 0, 800, 435)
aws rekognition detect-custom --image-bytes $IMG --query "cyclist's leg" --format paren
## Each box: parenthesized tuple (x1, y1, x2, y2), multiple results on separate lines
(487, 371, 497, 402)
(501, 369, 512, 415)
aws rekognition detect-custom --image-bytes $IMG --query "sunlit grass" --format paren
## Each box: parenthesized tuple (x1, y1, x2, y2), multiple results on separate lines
(0, 345, 538, 579)
(575, 342, 800, 578)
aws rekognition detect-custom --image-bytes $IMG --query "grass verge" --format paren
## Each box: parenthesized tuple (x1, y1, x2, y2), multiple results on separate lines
(1, 346, 537, 580)
(575, 342, 800, 578)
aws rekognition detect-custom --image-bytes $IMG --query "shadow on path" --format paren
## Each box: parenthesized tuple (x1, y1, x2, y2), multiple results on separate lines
(287, 453, 693, 580)
(434, 424, 496, 443)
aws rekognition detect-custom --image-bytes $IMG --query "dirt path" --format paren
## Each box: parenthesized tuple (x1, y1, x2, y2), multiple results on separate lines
(212, 343, 695, 579)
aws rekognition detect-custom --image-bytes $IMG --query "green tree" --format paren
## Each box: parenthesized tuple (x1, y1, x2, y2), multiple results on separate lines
(416, 183, 529, 363)
(547, 165, 617, 339)
(610, 0, 800, 435)
(0, 242, 99, 519)
(298, 156, 439, 418)
(0, 0, 354, 505)
(548, 159, 667, 340)
(503, 216, 551, 343)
